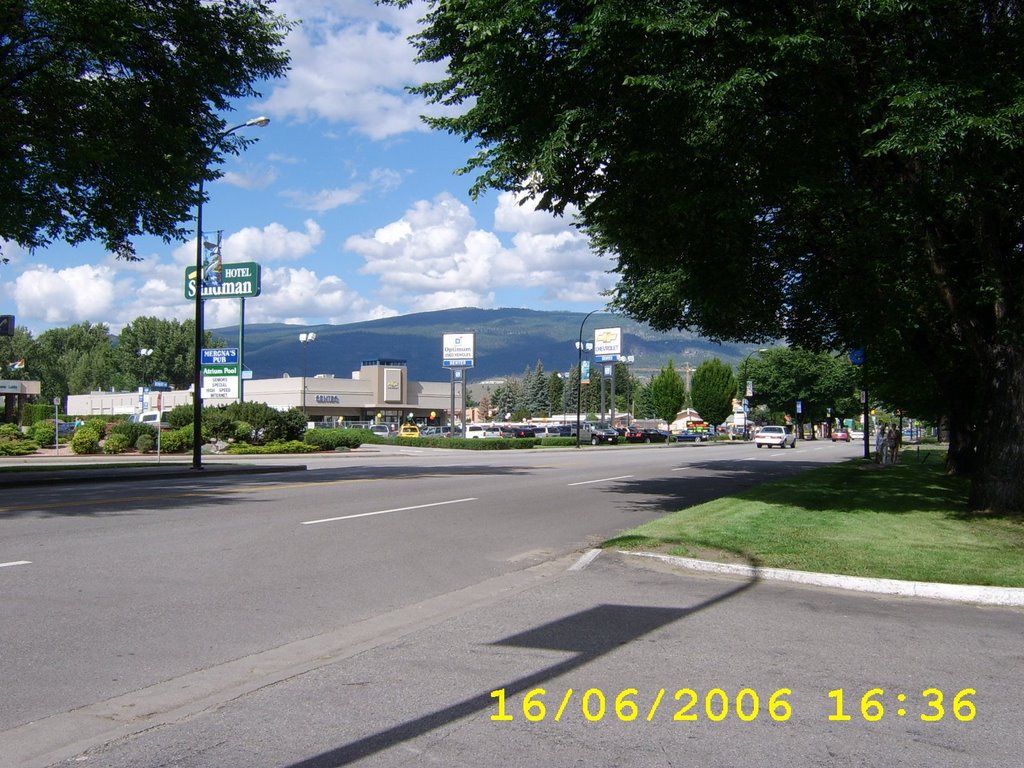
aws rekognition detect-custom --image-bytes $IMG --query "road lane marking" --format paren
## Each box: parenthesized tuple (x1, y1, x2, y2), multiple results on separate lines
(301, 497, 478, 525)
(0, 560, 31, 568)
(568, 475, 633, 486)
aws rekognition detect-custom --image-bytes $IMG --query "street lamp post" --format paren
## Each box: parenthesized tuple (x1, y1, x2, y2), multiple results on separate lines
(138, 348, 153, 409)
(575, 309, 601, 448)
(740, 347, 769, 438)
(192, 117, 269, 470)
(299, 332, 317, 417)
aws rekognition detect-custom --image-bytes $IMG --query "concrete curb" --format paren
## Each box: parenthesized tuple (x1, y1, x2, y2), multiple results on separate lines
(622, 551, 1024, 607)
(0, 463, 307, 488)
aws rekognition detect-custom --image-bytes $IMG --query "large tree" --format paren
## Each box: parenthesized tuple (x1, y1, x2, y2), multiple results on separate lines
(398, 0, 1024, 513)
(649, 360, 685, 426)
(0, 0, 291, 260)
(690, 358, 736, 431)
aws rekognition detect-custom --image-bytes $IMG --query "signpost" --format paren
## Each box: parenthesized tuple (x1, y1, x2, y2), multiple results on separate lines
(184, 261, 261, 300)
(443, 334, 474, 435)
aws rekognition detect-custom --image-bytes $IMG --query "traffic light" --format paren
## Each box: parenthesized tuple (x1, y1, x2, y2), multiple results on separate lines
(0, 315, 13, 336)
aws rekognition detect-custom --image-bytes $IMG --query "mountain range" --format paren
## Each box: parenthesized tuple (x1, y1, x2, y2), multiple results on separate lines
(212, 307, 753, 384)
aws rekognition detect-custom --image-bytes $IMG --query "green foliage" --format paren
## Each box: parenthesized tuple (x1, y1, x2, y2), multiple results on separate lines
(746, 348, 860, 426)
(70, 428, 101, 455)
(22, 403, 53, 426)
(84, 417, 110, 437)
(30, 420, 56, 446)
(166, 404, 195, 429)
(116, 317, 208, 390)
(649, 361, 685, 424)
(160, 427, 193, 453)
(135, 433, 155, 453)
(103, 433, 132, 454)
(211, 402, 306, 444)
(226, 440, 318, 454)
(0, 424, 38, 455)
(690, 359, 737, 429)
(1, 1, 292, 262)
(304, 429, 364, 450)
(109, 421, 156, 446)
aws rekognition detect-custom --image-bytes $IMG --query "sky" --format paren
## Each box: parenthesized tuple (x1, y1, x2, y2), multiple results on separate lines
(0, 0, 621, 338)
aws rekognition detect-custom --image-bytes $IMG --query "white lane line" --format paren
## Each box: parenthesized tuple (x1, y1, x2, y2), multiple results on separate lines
(0, 561, 31, 568)
(301, 498, 478, 525)
(568, 475, 633, 486)
(569, 549, 602, 571)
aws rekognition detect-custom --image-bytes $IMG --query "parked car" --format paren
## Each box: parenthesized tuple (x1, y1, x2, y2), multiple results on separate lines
(754, 425, 797, 449)
(831, 429, 851, 442)
(849, 429, 865, 440)
(578, 421, 619, 445)
(398, 423, 421, 438)
(51, 419, 77, 437)
(369, 424, 394, 437)
(512, 425, 537, 438)
(673, 430, 710, 443)
(465, 423, 500, 439)
(624, 426, 672, 443)
(535, 424, 572, 438)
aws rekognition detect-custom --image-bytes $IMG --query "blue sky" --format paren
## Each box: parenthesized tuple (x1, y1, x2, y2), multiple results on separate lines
(1, 0, 619, 337)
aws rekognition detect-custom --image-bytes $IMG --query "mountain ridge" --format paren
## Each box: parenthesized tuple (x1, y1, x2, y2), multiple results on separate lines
(212, 307, 747, 383)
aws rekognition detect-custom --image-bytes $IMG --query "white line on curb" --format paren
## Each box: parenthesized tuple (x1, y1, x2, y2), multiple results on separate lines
(301, 498, 478, 525)
(623, 551, 1024, 607)
(569, 549, 603, 571)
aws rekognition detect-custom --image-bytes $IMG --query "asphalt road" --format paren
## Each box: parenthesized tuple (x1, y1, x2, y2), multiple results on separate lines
(2, 440, 1020, 767)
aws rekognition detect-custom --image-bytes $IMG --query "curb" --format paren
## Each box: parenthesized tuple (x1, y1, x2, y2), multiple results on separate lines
(0, 463, 307, 488)
(622, 551, 1024, 607)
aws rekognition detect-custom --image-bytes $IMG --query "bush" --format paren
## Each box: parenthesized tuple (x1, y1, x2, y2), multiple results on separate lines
(135, 433, 155, 453)
(103, 433, 132, 454)
(70, 428, 101, 454)
(84, 417, 110, 437)
(30, 420, 56, 446)
(160, 427, 193, 453)
(109, 421, 157, 446)
(233, 421, 254, 443)
(0, 424, 38, 455)
(226, 440, 318, 454)
(22, 403, 54, 427)
(304, 428, 364, 450)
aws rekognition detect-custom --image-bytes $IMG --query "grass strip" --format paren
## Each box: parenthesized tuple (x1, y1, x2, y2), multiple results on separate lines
(604, 451, 1024, 587)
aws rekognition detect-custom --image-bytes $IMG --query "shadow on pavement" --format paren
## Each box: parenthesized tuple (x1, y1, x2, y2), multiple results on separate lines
(284, 577, 757, 768)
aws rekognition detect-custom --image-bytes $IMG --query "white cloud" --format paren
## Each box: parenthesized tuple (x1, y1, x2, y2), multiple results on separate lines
(12, 265, 116, 324)
(221, 220, 325, 262)
(238, 266, 397, 326)
(221, 166, 279, 190)
(264, 2, 450, 138)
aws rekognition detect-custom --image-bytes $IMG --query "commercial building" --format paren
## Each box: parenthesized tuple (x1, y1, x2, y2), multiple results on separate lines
(66, 359, 460, 426)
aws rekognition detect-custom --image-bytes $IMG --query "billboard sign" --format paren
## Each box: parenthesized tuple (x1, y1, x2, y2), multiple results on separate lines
(442, 333, 475, 366)
(594, 327, 622, 358)
(185, 261, 261, 300)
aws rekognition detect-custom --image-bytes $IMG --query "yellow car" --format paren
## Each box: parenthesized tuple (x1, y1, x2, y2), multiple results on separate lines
(398, 423, 421, 438)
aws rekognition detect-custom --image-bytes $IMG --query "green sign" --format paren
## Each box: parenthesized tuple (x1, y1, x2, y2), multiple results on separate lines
(202, 364, 239, 377)
(185, 261, 261, 300)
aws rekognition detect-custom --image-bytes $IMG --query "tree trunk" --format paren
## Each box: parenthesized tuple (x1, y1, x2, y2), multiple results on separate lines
(966, 345, 1024, 514)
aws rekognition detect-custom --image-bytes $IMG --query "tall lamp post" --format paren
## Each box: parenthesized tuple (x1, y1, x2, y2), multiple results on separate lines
(192, 116, 270, 470)
(740, 347, 768, 438)
(299, 331, 317, 417)
(138, 348, 153, 408)
(575, 309, 602, 448)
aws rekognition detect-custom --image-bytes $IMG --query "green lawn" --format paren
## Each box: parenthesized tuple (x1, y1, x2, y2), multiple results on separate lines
(603, 450, 1024, 587)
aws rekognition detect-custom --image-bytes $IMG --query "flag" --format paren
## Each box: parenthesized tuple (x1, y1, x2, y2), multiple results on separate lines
(8, 359, 25, 370)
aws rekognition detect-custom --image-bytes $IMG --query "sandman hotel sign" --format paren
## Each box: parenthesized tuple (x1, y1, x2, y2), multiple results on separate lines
(185, 261, 261, 300)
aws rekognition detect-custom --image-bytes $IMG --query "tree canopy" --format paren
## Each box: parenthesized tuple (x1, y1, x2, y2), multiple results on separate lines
(0, 0, 291, 260)
(690, 358, 736, 430)
(397, 0, 1024, 513)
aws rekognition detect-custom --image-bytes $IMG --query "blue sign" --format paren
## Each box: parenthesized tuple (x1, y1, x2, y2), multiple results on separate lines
(593, 354, 622, 363)
(202, 348, 238, 365)
(849, 348, 866, 366)
(443, 359, 474, 367)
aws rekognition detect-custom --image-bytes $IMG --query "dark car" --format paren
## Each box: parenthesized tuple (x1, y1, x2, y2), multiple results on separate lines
(625, 426, 673, 443)
(674, 430, 710, 443)
(512, 425, 537, 438)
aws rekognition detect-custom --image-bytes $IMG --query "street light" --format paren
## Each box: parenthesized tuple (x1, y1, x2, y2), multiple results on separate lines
(138, 348, 153, 410)
(192, 116, 270, 470)
(740, 347, 769, 438)
(576, 309, 602, 448)
(299, 331, 317, 417)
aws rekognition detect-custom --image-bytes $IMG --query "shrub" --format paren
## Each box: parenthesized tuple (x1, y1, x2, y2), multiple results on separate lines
(70, 428, 101, 454)
(226, 440, 318, 454)
(160, 427, 193, 453)
(304, 428, 364, 450)
(103, 433, 132, 454)
(135, 433, 155, 453)
(109, 421, 157, 446)
(233, 421, 254, 443)
(0, 424, 38, 455)
(22, 403, 54, 427)
(84, 417, 110, 437)
(30, 420, 56, 446)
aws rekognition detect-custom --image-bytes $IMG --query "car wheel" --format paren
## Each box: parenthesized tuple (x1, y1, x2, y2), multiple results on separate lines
(644, 437, 651, 444)
(756, 443, 763, 448)
(591, 436, 598, 445)
(695, 436, 703, 443)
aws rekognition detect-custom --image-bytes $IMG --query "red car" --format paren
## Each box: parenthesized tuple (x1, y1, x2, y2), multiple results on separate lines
(832, 429, 851, 442)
